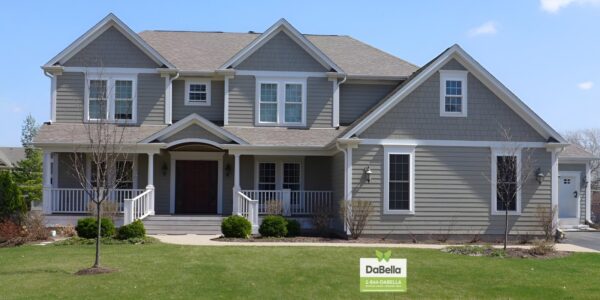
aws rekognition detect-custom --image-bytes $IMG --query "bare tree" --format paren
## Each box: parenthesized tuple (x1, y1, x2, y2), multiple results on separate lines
(487, 127, 535, 250)
(564, 129, 600, 181)
(69, 68, 133, 271)
(341, 199, 373, 239)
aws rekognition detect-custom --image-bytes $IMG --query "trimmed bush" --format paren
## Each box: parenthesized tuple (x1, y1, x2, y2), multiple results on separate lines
(259, 215, 287, 237)
(117, 220, 146, 240)
(75, 217, 115, 239)
(285, 219, 301, 237)
(221, 215, 252, 238)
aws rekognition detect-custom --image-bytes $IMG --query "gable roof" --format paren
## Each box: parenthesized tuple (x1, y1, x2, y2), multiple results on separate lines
(44, 13, 174, 68)
(340, 44, 567, 143)
(559, 144, 599, 161)
(141, 114, 247, 145)
(0, 147, 25, 169)
(219, 19, 342, 73)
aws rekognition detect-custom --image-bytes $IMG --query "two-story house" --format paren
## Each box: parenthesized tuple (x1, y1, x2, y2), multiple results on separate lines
(35, 13, 596, 237)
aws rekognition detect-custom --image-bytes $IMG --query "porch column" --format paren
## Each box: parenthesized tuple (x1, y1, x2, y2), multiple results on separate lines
(232, 153, 241, 215)
(42, 151, 52, 214)
(551, 149, 560, 231)
(147, 153, 155, 215)
(586, 162, 592, 222)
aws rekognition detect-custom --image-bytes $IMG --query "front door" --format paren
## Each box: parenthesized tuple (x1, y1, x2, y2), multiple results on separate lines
(558, 172, 580, 225)
(175, 160, 218, 214)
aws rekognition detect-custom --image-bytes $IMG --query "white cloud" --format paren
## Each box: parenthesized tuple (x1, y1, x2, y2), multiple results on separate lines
(578, 81, 594, 90)
(11, 106, 22, 113)
(540, 0, 600, 13)
(468, 21, 498, 37)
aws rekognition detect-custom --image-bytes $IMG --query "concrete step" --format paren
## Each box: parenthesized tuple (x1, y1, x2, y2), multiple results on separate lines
(145, 215, 224, 221)
(143, 215, 223, 235)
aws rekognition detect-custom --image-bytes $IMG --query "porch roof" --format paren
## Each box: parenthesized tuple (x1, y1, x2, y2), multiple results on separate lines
(34, 123, 167, 145)
(224, 126, 346, 147)
(559, 144, 599, 161)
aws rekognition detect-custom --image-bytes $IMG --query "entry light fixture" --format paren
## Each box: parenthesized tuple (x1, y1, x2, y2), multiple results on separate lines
(535, 168, 544, 184)
(364, 165, 373, 183)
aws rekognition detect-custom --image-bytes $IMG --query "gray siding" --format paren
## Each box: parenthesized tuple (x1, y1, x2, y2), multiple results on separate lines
(228, 76, 255, 126)
(161, 124, 228, 144)
(351, 145, 552, 235)
(559, 163, 587, 224)
(240, 155, 254, 190)
(63, 27, 159, 68)
(304, 156, 332, 190)
(56, 72, 85, 123)
(172, 79, 225, 122)
(139, 151, 171, 214)
(340, 83, 396, 125)
(138, 74, 165, 125)
(57, 153, 81, 188)
(362, 61, 545, 141)
(330, 151, 346, 232)
(307, 77, 333, 128)
(237, 31, 327, 72)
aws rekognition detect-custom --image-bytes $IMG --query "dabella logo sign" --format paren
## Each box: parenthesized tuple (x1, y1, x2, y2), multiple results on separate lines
(360, 250, 407, 292)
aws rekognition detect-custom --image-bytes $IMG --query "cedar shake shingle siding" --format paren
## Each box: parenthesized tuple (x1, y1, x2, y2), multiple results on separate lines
(361, 60, 545, 141)
(56, 72, 85, 123)
(340, 83, 397, 125)
(236, 31, 327, 72)
(172, 79, 225, 123)
(63, 27, 159, 68)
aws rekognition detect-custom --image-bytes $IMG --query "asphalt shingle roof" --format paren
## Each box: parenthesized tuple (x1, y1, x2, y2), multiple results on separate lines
(559, 144, 598, 160)
(224, 126, 346, 147)
(0, 147, 25, 168)
(34, 124, 167, 144)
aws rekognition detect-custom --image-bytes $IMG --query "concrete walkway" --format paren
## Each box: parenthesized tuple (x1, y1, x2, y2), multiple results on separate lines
(150, 234, 599, 253)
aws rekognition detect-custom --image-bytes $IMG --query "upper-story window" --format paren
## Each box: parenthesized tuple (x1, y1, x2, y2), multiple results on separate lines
(85, 74, 137, 123)
(256, 78, 306, 126)
(185, 80, 211, 106)
(439, 70, 468, 117)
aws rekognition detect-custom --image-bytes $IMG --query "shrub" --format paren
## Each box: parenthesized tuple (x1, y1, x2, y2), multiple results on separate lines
(221, 215, 252, 238)
(259, 215, 287, 237)
(312, 202, 334, 237)
(23, 212, 48, 241)
(528, 239, 555, 256)
(536, 205, 557, 241)
(0, 171, 27, 221)
(58, 225, 77, 237)
(75, 217, 115, 239)
(117, 220, 146, 240)
(264, 200, 283, 215)
(0, 219, 23, 242)
(286, 219, 301, 237)
(340, 200, 373, 239)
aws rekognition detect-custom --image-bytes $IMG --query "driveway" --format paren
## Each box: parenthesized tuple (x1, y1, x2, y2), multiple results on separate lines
(564, 231, 600, 251)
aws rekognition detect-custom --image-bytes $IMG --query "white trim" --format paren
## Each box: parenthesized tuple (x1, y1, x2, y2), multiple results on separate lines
(169, 151, 224, 214)
(141, 113, 247, 144)
(491, 148, 522, 216)
(184, 79, 211, 106)
(84, 73, 138, 123)
(253, 157, 304, 190)
(332, 78, 340, 127)
(341, 45, 566, 143)
(219, 18, 342, 73)
(235, 70, 327, 78)
(255, 77, 307, 127)
(164, 76, 172, 124)
(165, 138, 223, 149)
(551, 149, 560, 226)
(62, 67, 159, 74)
(51, 153, 59, 188)
(439, 70, 468, 117)
(586, 162, 592, 221)
(558, 171, 581, 222)
(50, 75, 57, 123)
(383, 145, 416, 215)
(224, 76, 231, 125)
(45, 13, 174, 68)
(360, 138, 547, 148)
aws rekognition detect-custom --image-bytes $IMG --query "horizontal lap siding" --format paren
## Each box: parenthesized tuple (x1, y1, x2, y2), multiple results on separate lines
(138, 74, 165, 125)
(172, 79, 224, 122)
(352, 145, 552, 235)
(228, 76, 255, 126)
(56, 72, 84, 123)
(340, 84, 396, 125)
(307, 77, 333, 127)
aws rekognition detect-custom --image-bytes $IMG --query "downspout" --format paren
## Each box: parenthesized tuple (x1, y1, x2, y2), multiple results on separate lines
(44, 71, 56, 124)
(333, 75, 347, 129)
(336, 142, 351, 235)
(166, 72, 180, 125)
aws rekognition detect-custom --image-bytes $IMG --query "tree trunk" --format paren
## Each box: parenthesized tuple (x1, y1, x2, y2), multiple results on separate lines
(504, 207, 508, 250)
(93, 201, 101, 268)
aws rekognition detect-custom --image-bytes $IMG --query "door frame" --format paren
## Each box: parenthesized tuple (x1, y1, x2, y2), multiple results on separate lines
(558, 171, 580, 224)
(169, 151, 223, 214)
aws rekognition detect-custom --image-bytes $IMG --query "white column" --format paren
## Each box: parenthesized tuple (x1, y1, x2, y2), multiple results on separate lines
(42, 151, 52, 214)
(551, 149, 559, 230)
(346, 147, 353, 202)
(164, 75, 173, 125)
(282, 189, 291, 216)
(224, 76, 232, 126)
(586, 162, 592, 222)
(332, 78, 339, 128)
(232, 153, 241, 215)
(147, 153, 155, 215)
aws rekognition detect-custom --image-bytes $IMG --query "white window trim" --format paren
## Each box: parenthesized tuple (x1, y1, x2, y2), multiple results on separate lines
(254, 158, 304, 190)
(84, 73, 137, 123)
(383, 145, 415, 215)
(439, 70, 468, 117)
(491, 148, 522, 215)
(184, 79, 211, 106)
(255, 77, 307, 127)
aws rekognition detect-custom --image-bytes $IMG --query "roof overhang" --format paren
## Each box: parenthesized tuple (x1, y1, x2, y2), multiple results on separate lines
(34, 142, 164, 154)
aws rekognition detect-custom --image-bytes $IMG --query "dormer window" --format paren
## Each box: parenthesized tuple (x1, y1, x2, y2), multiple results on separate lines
(185, 79, 211, 106)
(439, 70, 468, 117)
(256, 78, 306, 126)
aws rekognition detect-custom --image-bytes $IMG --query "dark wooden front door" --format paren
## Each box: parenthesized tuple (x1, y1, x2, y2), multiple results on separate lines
(175, 160, 218, 214)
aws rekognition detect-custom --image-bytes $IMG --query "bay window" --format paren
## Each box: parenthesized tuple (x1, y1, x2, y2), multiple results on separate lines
(256, 78, 306, 126)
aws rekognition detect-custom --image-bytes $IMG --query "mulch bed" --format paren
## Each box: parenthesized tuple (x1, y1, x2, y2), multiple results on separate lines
(503, 248, 571, 259)
(75, 267, 117, 276)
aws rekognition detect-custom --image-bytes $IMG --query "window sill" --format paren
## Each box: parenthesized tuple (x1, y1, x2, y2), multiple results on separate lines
(491, 211, 521, 216)
(383, 210, 415, 215)
(184, 102, 211, 107)
(440, 112, 467, 117)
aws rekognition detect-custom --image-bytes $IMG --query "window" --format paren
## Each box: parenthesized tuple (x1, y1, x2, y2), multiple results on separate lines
(256, 78, 306, 126)
(439, 70, 468, 117)
(86, 74, 137, 122)
(185, 80, 211, 106)
(258, 163, 276, 190)
(283, 163, 301, 191)
(116, 161, 134, 189)
(491, 150, 521, 215)
(90, 161, 107, 188)
(383, 146, 415, 214)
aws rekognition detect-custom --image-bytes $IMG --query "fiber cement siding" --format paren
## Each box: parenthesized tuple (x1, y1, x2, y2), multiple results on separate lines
(56, 72, 85, 123)
(172, 79, 225, 122)
(340, 83, 396, 125)
(351, 145, 552, 235)
(237, 31, 327, 72)
(63, 27, 159, 68)
(138, 74, 165, 125)
(57, 153, 81, 188)
(307, 77, 333, 128)
(361, 61, 545, 141)
(228, 76, 255, 126)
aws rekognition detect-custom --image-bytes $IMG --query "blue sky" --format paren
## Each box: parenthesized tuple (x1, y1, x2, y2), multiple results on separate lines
(0, 0, 599, 146)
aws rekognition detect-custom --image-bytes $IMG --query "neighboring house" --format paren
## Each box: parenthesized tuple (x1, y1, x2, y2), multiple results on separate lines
(0, 147, 25, 170)
(35, 13, 598, 235)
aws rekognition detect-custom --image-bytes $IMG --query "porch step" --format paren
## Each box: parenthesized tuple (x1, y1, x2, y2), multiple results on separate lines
(143, 215, 224, 235)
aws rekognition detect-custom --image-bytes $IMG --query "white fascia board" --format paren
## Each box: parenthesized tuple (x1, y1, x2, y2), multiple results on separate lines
(360, 139, 548, 148)
(45, 13, 174, 69)
(34, 142, 164, 154)
(140, 113, 247, 144)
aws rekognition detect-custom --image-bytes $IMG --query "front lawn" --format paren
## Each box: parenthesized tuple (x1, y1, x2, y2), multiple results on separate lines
(1, 242, 599, 299)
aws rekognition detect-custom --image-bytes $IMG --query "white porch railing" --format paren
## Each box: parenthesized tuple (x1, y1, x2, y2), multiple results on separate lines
(123, 187, 154, 225)
(48, 188, 145, 213)
(239, 190, 332, 216)
(237, 191, 259, 233)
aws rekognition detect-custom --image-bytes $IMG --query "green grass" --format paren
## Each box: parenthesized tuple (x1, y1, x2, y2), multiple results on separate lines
(1, 242, 599, 299)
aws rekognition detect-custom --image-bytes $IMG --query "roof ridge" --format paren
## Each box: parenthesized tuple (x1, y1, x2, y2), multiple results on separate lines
(140, 29, 344, 37)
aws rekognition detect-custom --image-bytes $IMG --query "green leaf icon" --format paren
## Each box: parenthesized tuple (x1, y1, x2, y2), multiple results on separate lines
(375, 250, 384, 261)
(383, 250, 392, 262)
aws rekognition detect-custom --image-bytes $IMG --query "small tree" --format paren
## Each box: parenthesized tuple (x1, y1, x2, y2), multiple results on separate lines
(13, 114, 43, 205)
(341, 200, 373, 239)
(0, 171, 27, 221)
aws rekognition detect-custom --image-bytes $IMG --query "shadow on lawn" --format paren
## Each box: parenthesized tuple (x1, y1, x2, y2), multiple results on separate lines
(0, 268, 72, 276)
